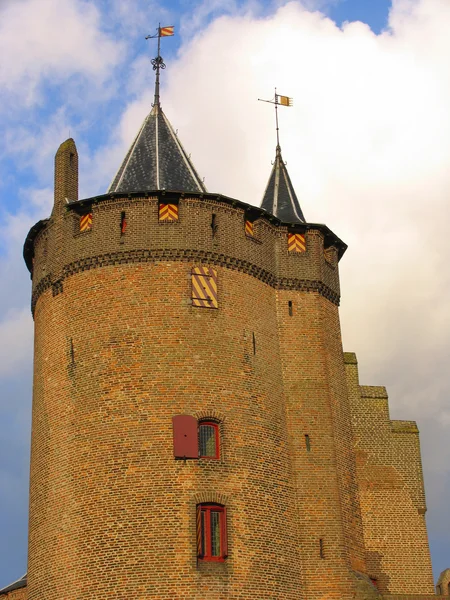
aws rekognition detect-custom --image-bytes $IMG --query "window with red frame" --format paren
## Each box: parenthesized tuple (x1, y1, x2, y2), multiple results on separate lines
(197, 504, 227, 561)
(198, 421, 219, 459)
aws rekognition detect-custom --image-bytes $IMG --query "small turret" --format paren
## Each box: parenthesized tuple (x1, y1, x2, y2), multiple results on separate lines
(260, 144, 305, 223)
(108, 24, 206, 195)
(258, 90, 305, 223)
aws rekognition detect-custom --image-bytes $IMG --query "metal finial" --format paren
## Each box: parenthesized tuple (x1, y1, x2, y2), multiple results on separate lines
(258, 88, 293, 153)
(145, 24, 174, 108)
(274, 87, 280, 148)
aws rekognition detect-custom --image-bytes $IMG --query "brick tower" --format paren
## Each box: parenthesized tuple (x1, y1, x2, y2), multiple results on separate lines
(1, 41, 445, 600)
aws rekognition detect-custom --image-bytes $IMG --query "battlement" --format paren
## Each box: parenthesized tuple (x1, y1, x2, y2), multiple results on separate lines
(24, 189, 346, 315)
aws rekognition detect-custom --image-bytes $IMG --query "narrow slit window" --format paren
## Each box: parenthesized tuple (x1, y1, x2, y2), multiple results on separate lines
(305, 434, 311, 452)
(288, 300, 293, 316)
(197, 504, 227, 561)
(191, 267, 218, 309)
(252, 332, 256, 355)
(120, 211, 127, 235)
(69, 338, 75, 364)
(211, 213, 218, 236)
(319, 538, 325, 559)
(199, 422, 219, 459)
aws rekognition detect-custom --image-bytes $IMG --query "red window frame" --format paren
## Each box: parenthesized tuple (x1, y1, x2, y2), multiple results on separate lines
(197, 504, 227, 561)
(198, 421, 220, 459)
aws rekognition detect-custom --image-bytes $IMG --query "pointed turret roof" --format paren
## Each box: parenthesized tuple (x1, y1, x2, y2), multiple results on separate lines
(260, 145, 305, 223)
(108, 104, 207, 194)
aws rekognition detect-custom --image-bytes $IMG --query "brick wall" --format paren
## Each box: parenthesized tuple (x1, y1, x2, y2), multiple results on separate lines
(344, 353, 435, 595)
(0, 588, 27, 600)
(30, 261, 307, 599)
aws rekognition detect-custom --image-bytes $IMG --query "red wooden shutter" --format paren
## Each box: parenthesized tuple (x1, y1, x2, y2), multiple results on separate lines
(172, 415, 198, 459)
(222, 506, 228, 558)
(196, 505, 203, 557)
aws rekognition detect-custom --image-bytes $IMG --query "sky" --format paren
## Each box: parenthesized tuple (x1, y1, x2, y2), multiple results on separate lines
(0, 0, 449, 589)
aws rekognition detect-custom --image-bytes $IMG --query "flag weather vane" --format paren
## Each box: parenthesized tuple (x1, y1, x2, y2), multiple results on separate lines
(258, 88, 293, 149)
(145, 24, 175, 107)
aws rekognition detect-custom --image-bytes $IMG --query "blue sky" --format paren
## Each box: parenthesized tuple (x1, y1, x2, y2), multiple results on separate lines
(1, 0, 449, 590)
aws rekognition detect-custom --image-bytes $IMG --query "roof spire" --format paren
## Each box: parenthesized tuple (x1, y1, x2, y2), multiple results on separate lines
(107, 24, 206, 195)
(145, 24, 174, 108)
(275, 87, 280, 149)
(258, 89, 305, 223)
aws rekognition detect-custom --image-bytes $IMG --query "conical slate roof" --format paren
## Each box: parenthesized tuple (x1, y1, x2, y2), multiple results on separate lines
(260, 145, 305, 223)
(108, 104, 207, 194)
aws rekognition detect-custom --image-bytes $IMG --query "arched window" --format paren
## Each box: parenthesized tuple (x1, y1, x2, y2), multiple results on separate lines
(198, 421, 219, 459)
(197, 504, 227, 561)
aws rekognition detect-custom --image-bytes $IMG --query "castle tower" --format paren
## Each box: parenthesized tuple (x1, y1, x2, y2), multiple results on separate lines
(2, 40, 442, 600)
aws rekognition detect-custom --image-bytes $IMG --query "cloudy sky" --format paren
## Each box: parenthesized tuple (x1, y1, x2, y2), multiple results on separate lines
(0, 0, 449, 588)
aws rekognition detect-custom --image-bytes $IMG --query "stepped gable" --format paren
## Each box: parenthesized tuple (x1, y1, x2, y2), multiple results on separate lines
(108, 104, 207, 194)
(261, 144, 305, 224)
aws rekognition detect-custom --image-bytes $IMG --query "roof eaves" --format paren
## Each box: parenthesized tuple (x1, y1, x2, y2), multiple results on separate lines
(0, 574, 27, 594)
(23, 219, 49, 273)
(66, 192, 345, 255)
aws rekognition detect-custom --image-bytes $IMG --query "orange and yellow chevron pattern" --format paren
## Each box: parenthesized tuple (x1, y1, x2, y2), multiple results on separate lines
(159, 203, 178, 221)
(245, 220, 254, 237)
(191, 267, 218, 309)
(288, 233, 306, 253)
(80, 213, 92, 232)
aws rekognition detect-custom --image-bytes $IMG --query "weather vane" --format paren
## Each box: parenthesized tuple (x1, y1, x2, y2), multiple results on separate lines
(258, 88, 293, 148)
(145, 24, 175, 107)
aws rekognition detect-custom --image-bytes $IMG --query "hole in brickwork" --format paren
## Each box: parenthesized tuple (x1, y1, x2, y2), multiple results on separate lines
(305, 434, 311, 452)
(252, 332, 256, 355)
(69, 152, 74, 165)
(288, 300, 293, 316)
(319, 538, 325, 559)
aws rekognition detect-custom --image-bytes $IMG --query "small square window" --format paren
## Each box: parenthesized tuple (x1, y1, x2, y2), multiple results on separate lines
(199, 422, 219, 459)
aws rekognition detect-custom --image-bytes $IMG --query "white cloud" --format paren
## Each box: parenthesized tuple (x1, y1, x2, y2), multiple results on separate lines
(0, 0, 123, 107)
